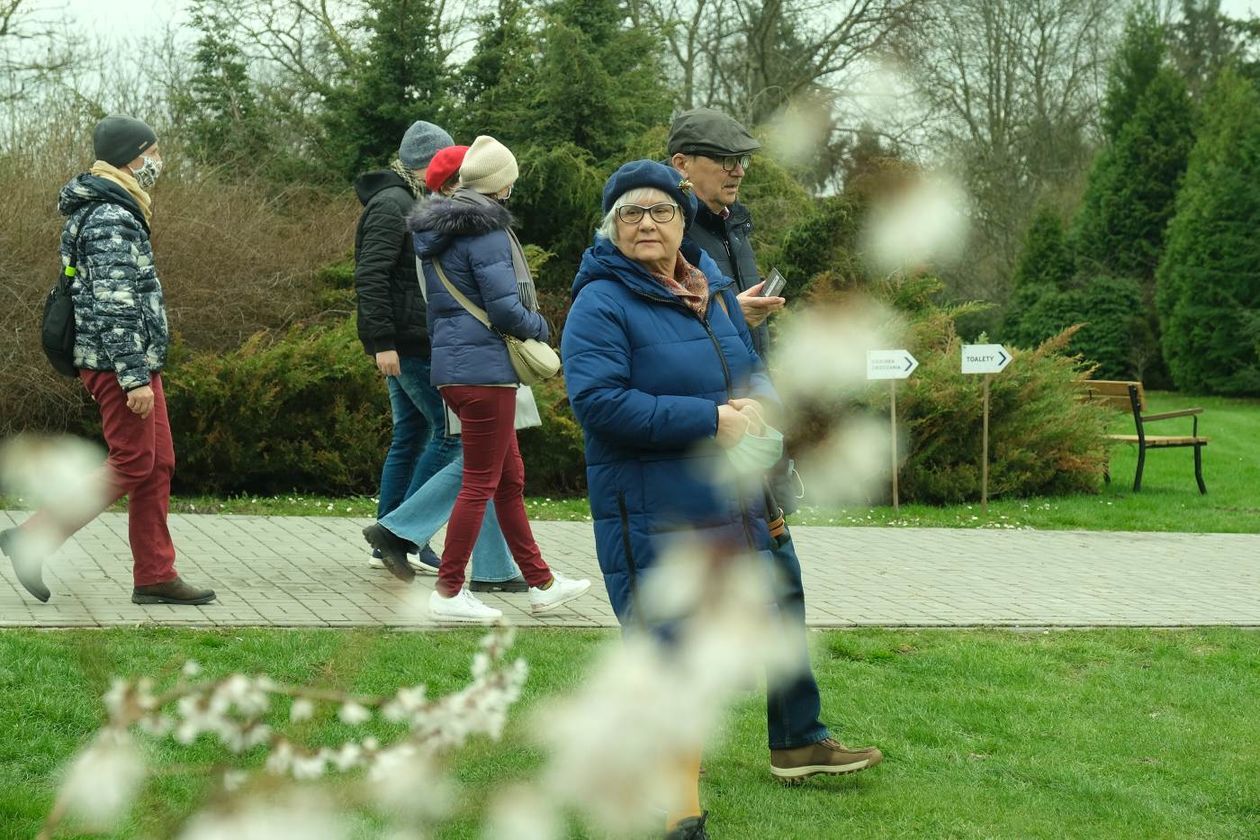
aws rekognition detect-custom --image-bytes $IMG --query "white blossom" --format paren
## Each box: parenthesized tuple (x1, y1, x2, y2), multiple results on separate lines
(289, 698, 315, 723)
(178, 792, 349, 840)
(56, 729, 146, 831)
(338, 702, 372, 726)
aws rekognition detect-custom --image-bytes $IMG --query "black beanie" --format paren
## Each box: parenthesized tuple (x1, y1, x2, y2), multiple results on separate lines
(93, 116, 157, 166)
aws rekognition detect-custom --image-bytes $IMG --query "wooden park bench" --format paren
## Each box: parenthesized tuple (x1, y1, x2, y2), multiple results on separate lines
(1080, 380, 1208, 494)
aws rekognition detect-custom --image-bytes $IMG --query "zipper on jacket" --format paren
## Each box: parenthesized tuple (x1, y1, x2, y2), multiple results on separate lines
(616, 491, 645, 628)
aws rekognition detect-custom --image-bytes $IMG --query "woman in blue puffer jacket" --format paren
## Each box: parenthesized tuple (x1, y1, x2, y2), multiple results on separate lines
(561, 160, 779, 839)
(363, 135, 590, 624)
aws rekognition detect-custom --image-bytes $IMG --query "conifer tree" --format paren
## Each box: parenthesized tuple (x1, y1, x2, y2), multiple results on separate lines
(1156, 68, 1260, 394)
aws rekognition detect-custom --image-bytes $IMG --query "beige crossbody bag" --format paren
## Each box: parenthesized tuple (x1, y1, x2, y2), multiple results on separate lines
(430, 259, 560, 385)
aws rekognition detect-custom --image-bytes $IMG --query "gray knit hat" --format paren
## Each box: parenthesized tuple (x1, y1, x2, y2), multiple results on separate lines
(459, 135, 518, 195)
(398, 120, 453, 170)
(93, 115, 157, 166)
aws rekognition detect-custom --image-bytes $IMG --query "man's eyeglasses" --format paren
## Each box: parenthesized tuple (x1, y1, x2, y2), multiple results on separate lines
(615, 202, 678, 225)
(704, 153, 751, 173)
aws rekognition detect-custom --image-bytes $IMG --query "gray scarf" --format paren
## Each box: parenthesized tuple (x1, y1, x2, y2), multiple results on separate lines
(451, 188, 539, 312)
(390, 158, 422, 197)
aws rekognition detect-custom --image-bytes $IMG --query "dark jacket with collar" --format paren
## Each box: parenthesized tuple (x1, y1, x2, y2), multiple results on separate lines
(561, 236, 777, 625)
(353, 170, 429, 357)
(58, 173, 168, 392)
(685, 200, 769, 358)
(409, 190, 549, 387)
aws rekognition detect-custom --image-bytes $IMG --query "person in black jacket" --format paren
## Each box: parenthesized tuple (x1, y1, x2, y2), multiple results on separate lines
(669, 108, 884, 786)
(353, 120, 457, 573)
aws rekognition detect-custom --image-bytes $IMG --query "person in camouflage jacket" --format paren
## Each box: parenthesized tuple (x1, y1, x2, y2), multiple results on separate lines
(59, 170, 169, 391)
(0, 116, 215, 608)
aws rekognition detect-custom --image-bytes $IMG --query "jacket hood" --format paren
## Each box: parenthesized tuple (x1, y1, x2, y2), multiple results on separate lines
(353, 169, 413, 206)
(571, 236, 733, 302)
(57, 173, 147, 228)
(407, 188, 513, 258)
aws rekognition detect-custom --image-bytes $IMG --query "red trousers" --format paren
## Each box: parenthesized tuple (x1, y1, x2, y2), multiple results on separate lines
(438, 386, 551, 596)
(23, 371, 177, 586)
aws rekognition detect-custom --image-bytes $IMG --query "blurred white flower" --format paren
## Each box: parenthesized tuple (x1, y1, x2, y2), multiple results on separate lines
(862, 172, 971, 276)
(483, 785, 560, 840)
(338, 702, 371, 726)
(771, 303, 899, 405)
(764, 93, 835, 170)
(0, 434, 108, 525)
(290, 697, 315, 723)
(796, 415, 894, 508)
(178, 792, 349, 840)
(183, 661, 202, 678)
(57, 729, 145, 831)
(367, 746, 453, 819)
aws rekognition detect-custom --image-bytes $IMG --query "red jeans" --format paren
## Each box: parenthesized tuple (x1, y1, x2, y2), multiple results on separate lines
(23, 371, 177, 586)
(438, 386, 551, 596)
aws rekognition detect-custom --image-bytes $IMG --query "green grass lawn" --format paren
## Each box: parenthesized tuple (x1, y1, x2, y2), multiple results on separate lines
(4, 393, 1257, 534)
(1, 628, 1257, 839)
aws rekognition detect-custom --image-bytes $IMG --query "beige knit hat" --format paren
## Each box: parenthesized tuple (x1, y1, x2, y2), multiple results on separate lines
(459, 135, 518, 195)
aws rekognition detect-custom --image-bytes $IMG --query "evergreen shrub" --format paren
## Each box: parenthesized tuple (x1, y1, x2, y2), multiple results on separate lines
(165, 318, 389, 495)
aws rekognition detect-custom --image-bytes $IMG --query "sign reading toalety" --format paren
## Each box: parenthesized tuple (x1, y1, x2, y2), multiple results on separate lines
(960, 344, 1012, 375)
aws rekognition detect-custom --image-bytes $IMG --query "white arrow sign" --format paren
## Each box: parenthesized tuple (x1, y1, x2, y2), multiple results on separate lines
(961, 344, 1012, 375)
(867, 349, 919, 380)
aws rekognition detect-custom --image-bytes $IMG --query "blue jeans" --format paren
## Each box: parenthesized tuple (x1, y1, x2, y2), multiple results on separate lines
(379, 454, 520, 582)
(377, 356, 461, 519)
(767, 528, 831, 750)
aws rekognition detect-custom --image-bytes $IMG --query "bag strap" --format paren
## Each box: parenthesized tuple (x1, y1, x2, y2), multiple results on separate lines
(431, 258, 495, 332)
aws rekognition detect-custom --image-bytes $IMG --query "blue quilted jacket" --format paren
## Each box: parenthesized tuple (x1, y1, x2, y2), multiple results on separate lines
(561, 236, 777, 624)
(58, 174, 168, 391)
(409, 191, 548, 386)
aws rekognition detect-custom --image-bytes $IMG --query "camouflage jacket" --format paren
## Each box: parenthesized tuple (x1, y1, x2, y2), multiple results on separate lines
(58, 174, 169, 391)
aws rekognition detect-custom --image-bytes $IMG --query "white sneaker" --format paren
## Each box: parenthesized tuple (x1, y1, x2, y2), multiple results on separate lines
(367, 550, 386, 569)
(428, 588, 503, 623)
(529, 573, 591, 614)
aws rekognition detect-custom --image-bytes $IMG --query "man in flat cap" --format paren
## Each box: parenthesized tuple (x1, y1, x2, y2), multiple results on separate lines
(669, 107, 884, 787)
(2, 115, 216, 606)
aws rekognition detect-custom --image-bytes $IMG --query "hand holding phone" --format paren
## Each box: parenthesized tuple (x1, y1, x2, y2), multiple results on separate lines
(759, 267, 786, 298)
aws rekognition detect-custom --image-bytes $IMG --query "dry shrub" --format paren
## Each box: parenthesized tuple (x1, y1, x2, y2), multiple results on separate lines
(0, 145, 359, 437)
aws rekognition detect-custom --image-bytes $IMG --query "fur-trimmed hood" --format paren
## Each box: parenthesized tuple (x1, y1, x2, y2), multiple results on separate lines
(408, 188, 513, 258)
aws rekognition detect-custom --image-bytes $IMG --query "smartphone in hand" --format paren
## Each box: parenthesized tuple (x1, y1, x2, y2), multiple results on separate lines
(759, 267, 786, 298)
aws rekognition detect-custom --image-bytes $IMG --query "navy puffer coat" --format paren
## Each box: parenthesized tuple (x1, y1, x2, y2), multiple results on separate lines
(562, 236, 777, 624)
(409, 190, 549, 386)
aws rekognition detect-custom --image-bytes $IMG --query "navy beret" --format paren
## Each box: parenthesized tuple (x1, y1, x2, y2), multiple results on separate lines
(602, 159, 697, 230)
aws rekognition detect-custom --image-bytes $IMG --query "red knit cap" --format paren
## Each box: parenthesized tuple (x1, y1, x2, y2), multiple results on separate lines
(425, 145, 469, 193)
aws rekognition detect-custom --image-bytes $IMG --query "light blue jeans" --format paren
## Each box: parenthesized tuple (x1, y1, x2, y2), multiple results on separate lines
(379, 454, 520, 582)
(377, 356, 461, 518)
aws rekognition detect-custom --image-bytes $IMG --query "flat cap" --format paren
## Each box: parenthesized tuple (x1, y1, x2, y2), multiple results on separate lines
(667, 107, 761, 157)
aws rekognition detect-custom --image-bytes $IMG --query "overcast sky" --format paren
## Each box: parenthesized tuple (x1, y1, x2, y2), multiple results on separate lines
(58, 0, 1260, 46)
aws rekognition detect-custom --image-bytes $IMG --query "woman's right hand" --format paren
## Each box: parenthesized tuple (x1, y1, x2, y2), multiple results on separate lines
(716, 403, 751, 448)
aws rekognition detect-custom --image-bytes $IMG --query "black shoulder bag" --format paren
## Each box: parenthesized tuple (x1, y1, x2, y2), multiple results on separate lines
(41, 217, 82, 377)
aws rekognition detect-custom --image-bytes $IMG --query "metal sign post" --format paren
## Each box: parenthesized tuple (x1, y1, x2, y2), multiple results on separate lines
(961, 344, 1012, 513)
(866, 350, 919, 513)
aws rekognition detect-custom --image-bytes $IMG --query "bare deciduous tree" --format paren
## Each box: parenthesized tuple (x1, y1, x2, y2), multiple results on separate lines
(0, 0, 81, 103)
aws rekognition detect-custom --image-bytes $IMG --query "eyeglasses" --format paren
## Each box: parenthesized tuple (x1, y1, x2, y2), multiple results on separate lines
(615, 202, 678, 225)
(704, 153, 751, 173)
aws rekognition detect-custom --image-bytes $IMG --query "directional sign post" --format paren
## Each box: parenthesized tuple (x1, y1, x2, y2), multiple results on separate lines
(960, 344, 1013, 513)
(867, 350, 919, 512)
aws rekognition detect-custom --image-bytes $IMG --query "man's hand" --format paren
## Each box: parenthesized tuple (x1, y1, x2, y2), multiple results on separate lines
(126, 385, 155, 419)
(716, 403, 751, 448)
(375, 350, 401, 377)
(737, 281, 785, 328)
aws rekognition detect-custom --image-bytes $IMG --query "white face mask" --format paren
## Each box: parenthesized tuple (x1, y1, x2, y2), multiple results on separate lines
(725, 422, 784, 476)
(130, 155, 163, 190)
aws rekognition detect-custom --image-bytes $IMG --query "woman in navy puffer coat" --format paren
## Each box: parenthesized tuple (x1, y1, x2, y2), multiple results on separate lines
(562, 161, 778, 627)
(380, 135, 591, 624)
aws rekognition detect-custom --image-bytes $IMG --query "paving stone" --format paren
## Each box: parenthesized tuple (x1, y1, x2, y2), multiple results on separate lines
(2, 512, 1259, 628)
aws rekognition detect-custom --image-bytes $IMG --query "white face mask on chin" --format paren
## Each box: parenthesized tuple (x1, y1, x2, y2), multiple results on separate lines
(130, 155, 163, 190)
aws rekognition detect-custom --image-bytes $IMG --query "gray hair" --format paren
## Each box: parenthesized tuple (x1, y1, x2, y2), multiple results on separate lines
(595, 186, 678, 243)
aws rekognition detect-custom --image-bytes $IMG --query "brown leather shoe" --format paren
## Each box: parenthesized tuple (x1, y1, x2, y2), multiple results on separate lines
(1, 527, 50, 603)
(132, 576, 217, 605)
(770, 738, 883, 784)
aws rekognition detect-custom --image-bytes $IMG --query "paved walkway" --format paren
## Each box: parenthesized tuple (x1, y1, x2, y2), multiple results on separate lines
(2, 511, 1257, 628)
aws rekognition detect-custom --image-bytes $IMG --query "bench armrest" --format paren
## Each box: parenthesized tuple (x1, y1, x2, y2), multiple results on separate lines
(1143, 408, 1203, 422)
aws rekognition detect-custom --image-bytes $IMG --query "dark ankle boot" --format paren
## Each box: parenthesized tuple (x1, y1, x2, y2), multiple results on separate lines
(664, 811, 709, 840)
(362, 524, 415, 582)
(132, 576, 216, 605)
(1, 528, 50, 603)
